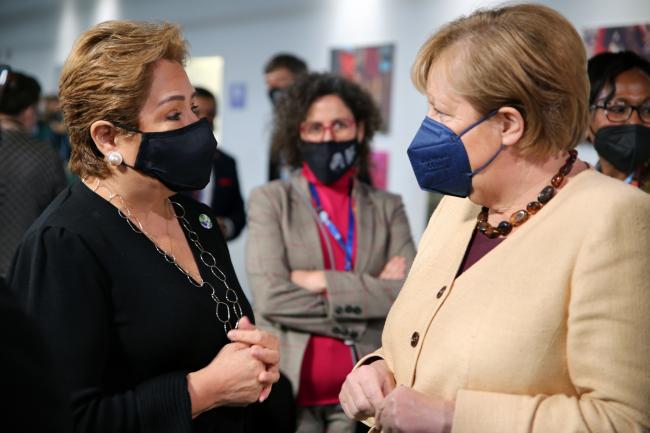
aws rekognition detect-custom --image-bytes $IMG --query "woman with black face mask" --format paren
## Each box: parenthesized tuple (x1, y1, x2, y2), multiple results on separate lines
(587, 50, 650, 193)
(246, 73, 416, 433)
(7, 21, 280, 433)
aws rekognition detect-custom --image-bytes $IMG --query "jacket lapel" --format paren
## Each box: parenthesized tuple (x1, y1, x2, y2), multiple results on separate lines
(354, 180, 375, 272)
(289, 174, 328, 268)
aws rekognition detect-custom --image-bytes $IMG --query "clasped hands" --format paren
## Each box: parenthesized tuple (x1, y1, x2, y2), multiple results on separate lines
(187, 316, 280, 417)
(339, 360, 454, 433)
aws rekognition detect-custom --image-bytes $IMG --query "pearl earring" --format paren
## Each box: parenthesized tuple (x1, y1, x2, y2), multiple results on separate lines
(107, 151, 123, 166)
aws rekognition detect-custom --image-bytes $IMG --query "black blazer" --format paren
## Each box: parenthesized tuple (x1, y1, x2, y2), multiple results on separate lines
(211, 149, 246, 241)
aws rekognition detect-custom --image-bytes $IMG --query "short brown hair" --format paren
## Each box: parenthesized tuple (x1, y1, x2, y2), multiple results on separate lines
(412, 4, 589, 158)
(59, 21, 188, 178)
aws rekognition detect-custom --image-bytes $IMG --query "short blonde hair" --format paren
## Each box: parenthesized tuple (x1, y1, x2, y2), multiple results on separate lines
(59, 21, 188, 179)
(412, 4, 589, 158)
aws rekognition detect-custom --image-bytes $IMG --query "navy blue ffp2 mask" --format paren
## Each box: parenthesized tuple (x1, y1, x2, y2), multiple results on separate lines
(407, 112, 501, 197)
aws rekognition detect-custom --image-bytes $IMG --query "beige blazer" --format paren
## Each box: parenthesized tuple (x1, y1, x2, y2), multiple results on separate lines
(360, 169, 650, 432)
(246, 173, 416, 394)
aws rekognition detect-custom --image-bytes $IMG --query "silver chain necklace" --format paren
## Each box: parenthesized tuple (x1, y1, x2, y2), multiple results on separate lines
(85, 179, 243, 334)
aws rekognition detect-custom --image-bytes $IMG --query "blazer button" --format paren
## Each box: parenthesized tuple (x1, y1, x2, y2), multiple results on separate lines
(335, 306, 343, 314)
(353, 306, 362, 314)
(410, 332, 419, 347)
(345, 305, 354, 313)
(349, 330, 358, 339)
(436, 285, 447, 299)
(332, 327, 341, 334)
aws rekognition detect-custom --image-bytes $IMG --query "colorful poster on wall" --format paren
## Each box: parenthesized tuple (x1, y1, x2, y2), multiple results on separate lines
(583, 24, 650, 59)
(369, 150, 389, 190)
(330, 44, 394, 132)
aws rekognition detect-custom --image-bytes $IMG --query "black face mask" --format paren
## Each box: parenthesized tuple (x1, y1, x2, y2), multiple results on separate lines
(301, 139, 358, 185)
(594, 124, 650, 173)
(268, 87, 284, 106)
(121, 118, 217, 192)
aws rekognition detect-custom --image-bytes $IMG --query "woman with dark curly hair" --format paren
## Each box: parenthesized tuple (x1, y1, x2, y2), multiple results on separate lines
(246, 72, 416, 433)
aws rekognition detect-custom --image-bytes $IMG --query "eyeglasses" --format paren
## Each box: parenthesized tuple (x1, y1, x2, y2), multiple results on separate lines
(591, 100, 650, 124)
(299, 118, 356, 141)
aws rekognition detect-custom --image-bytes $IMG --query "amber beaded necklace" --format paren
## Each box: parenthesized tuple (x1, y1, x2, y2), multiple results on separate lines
(476, 149, 577, 238)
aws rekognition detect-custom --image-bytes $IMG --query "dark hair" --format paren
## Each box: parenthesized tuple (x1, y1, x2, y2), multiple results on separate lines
(264, 53, 308, 75)
(194, 86, 218, 112)
(0, 71, 41, 115)
(271, 72, 382, 179)
(588, 51, 650, 105)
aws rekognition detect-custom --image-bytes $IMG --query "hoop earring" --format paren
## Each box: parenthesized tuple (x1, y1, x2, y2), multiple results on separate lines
(107, 151, 124, 166)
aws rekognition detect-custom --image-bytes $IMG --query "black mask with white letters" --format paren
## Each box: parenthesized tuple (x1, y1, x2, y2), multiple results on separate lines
(594, 124, 650, 173)
(300, 139, 358, 185)
(120, 118, 217, 192)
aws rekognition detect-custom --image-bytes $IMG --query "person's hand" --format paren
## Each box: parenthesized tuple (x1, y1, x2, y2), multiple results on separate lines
(379, 256, 407, 280)
(375, 385, 454, 433)
(216, 217, 234, 239)
(187, 342, 266, 417)
(339, 359, 396, 420)
(216, 217, 228, 237)
(291, 270, 327, 293)
(227, 316, 280, 402)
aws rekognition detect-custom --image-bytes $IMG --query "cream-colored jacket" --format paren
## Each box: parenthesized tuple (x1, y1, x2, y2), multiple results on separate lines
(361, 169, 650, 433)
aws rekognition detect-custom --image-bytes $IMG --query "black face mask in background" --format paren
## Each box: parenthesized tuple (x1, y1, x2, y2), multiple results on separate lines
(119, 118, 217, 192)
(268, 87, 285, 106)
(594, 124, 650, 173)
(300, 139, 358, 185)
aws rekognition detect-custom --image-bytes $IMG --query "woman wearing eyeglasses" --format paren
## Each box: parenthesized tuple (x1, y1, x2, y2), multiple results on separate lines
(587, 51, 650, 193)
(246, 72, 416, 433)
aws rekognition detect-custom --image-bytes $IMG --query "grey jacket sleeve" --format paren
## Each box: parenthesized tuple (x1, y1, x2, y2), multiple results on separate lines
(246, 185, 344, 337)
(323, 195, 416, 320)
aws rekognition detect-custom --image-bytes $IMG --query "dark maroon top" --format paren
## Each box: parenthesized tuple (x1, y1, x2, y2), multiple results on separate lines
(457, 230, 505, 276)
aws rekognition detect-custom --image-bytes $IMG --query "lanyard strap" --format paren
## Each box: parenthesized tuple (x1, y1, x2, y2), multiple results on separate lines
(308, 182, 355, 271)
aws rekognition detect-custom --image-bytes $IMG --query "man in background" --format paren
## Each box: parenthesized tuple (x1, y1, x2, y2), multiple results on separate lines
(263, 53, 308, 181)
(0, 69, 66, 277)
(194, 87, 246, 241)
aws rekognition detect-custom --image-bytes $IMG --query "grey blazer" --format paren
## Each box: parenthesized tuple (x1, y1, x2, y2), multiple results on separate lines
(245, 172, 416, 394)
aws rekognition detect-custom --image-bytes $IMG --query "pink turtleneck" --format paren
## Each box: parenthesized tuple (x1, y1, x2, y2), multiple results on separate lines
(296, 163, 357, 407)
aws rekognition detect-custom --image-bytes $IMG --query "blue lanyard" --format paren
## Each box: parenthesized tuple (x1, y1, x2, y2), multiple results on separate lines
(308, 182, 355, 271)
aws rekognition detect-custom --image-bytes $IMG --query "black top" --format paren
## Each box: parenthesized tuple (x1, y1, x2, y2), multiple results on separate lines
(210, 149, 245, 241)
(7, 181, 254, 433)
(0, 278, 71, 433)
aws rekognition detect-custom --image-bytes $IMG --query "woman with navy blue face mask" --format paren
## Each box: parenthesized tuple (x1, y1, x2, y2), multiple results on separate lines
(7, 21, 280, 433)
(246, 73, 416, 433)
(340, 5, 650, 433)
